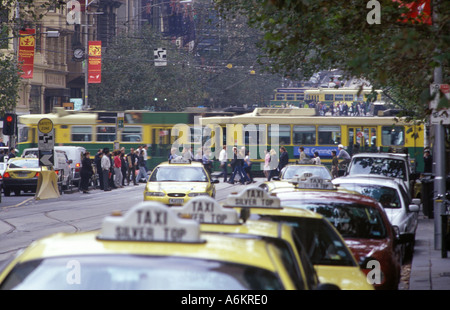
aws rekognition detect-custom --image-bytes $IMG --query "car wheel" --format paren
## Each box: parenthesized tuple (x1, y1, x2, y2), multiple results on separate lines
(4, 188, 10, 196)
(14, 190, 20, 196)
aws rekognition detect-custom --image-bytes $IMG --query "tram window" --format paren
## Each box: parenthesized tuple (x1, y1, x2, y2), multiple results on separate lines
(190, 127, 202, 144)
(18, 127, 29, 143)
(334, 94, 343, 101)
(324, 94, 334, 101)
(318, 126, 340, 145)
(244, 125, 266, 145)
(293, 126, 316, 145)
(276, 94, 285, 100)
(381, 126, 404, 146)
(269, 125, 291, 145)
(296, 94, 304, 100)
(72, 126, 92, 142)
(286, 94, 295, 101)
(345, 94, 354, 101)
(121, 126, 142, 142)
(96, 126, 116, 142)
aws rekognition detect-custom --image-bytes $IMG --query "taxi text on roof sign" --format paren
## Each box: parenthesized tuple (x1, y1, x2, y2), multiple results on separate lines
(289, 173, 335, 190)
(171, 196, 240, 224)
(97, 201, 203, 243)
(225, 187, 281, 209)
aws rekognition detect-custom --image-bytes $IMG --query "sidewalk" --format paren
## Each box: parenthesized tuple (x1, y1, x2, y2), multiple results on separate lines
(408, 214, 450, 290)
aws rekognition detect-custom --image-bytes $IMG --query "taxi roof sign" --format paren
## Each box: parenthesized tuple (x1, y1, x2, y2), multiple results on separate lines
(172, 196, 240, 224)
(169, 158, 191, 164)
(97, 201, 203, 243)
(225, 187, 281, 209)
(289, 173, 335, 190)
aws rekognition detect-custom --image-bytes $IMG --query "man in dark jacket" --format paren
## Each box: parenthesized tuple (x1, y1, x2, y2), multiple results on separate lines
(127, 148, 138, 185)
(278, 146, 289, 172)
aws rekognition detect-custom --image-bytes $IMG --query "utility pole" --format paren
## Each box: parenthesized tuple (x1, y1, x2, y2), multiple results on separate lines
(431, 0, 446, 251)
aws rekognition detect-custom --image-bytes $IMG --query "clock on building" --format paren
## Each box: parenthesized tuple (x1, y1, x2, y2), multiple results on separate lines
(73, 47, 85, 61)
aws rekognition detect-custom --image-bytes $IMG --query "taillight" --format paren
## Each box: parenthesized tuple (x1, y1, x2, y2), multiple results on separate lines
(55, 170, 59, 175)
(35, 172, 40, 177)
(76, 163, 80, 168)
(3, 172, 10, 178)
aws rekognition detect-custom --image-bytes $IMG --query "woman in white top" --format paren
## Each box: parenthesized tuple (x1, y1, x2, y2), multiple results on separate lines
(313, 151, 321, 165)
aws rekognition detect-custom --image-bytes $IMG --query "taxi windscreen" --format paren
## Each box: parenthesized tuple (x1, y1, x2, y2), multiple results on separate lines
(149, 166, 208, 182)
(0, 255, 284, 290)
(8, 159, 39, 169)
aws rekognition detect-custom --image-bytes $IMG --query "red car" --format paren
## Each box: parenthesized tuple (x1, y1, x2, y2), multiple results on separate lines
(275, 190, 404, 290)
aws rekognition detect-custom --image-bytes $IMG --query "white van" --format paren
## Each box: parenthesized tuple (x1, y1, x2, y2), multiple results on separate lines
(22, 148, 72, 189)
(54, 146, 86, 186)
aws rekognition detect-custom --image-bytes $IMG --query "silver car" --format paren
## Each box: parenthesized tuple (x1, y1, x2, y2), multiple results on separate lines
(332, 174, 420, 262)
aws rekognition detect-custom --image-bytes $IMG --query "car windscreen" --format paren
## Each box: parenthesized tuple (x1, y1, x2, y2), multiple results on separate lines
(8, 159, 39, 169)
(149, 166, 208, 182)
(348, 157, 407, 181)
(0, 255, 284, 290)
(334, 183, 401, 209)
(282, 166, 331, 180)
(281, 201, 387, 240)
(249, 214, 356, 267)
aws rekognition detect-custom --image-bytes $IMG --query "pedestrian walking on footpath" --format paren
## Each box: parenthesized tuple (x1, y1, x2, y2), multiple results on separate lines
(218, 145, 228, 182)
(135, 150, 147, 183)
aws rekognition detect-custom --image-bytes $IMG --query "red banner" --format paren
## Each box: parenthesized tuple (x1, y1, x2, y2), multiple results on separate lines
(88, 41, 102, 83)
(395, 0, 432, 25)
(18, 29, 36, 79)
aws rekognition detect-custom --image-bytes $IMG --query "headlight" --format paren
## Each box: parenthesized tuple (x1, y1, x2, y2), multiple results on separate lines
(145, 192, 165, 197)
(188, 192, 209, 197)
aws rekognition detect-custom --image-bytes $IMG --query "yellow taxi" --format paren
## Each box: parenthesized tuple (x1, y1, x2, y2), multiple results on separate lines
(2, 157, 62, 196)
(213, 187, 374, 290)
(260, 164, 332, 192)
(0, 201, 298, 290)
(143, 158, 219, 205)
(171, 196, 327, 290)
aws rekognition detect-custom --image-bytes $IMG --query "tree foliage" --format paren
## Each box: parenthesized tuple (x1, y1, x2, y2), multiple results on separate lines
(215, 0, 450, 118)
(89, 28, 205, 111)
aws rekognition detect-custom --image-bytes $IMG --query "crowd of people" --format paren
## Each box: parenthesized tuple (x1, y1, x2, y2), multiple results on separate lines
(78, 143, 359, 192)
(79, 145, 149, 193)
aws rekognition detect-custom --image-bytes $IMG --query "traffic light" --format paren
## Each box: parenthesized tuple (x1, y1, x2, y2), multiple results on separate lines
(3, 113, 16, 136)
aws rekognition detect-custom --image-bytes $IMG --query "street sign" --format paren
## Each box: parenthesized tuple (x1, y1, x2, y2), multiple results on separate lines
(38, 118, 54, 158)
(430, 83, 450, 125)
(37, 118, 53, 134)
(39, 150, 54, 167)
(154, 48, 167, 66)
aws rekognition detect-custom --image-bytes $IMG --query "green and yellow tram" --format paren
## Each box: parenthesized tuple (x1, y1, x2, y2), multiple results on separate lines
(199, 108, 425, 173)
(16, 108, 234, 170)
